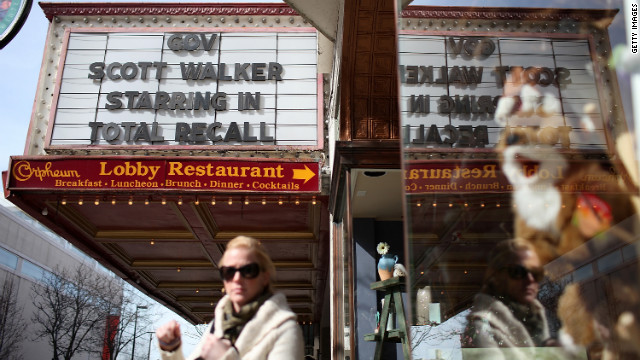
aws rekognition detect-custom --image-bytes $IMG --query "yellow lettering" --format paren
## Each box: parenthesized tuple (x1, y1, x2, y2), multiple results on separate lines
(483, 165, 496, 178)
(251, 167, 262, 177)
(99, 162, 111, 176)
(263, 167, 275, 178)
(169, 162, 184, 175)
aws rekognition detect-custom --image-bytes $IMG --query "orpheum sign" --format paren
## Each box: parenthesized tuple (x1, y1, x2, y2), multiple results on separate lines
(8, 157, 320, 193)
(50, 29, 320, 149)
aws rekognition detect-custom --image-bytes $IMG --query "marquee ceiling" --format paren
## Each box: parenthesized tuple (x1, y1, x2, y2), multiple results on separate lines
(6, 186, 330, 324)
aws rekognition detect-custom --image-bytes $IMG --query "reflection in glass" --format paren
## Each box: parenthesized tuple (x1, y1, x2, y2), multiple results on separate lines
(21, 260, 46, 281)
(333, 182, 353, 360)
(399, 2, 640, 360)
(343, 220, 352, 359)
(0, 247, 18, 270)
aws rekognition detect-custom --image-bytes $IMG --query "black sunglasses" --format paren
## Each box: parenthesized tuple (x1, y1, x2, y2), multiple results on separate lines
(219, 263, 261, 281)
(503, 264, 545, 283)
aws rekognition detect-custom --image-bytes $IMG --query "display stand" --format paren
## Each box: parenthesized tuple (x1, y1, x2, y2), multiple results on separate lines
(364, 277, 410, 360)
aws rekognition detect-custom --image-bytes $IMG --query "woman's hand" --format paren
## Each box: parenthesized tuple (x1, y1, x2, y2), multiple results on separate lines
(156, 320, 182, 352)
(198, 334, 233, 359)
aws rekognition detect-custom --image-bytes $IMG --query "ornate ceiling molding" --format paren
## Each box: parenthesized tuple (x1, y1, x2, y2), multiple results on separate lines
(402, 6, 618, 23)
(39, 2, 298, 21)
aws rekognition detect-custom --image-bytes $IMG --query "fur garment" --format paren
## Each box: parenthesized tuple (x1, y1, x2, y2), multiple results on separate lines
(461, 293, 551, 360)
(160, 292, 304, 360)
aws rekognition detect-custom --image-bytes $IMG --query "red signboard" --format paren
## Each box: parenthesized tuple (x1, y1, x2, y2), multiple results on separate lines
(405, 161, 510, 194)
(7, 157, 320, 193)
(404, 160, 628, 194)
(102, 314, 120, 360)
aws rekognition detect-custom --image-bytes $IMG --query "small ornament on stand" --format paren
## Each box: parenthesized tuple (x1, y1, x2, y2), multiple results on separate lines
(376, 242, 398, 281)
(393, 263, 407, 277)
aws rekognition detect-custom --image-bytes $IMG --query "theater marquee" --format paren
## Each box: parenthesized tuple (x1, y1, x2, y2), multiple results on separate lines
(49, 28, 320, 149)
(399, 33, 606, 150)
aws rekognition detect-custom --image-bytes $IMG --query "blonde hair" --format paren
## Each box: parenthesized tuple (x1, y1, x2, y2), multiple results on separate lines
(220, 236, 276, 291)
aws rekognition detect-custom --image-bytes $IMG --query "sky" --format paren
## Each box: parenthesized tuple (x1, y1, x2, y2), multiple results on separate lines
(0, 0, 633, 358)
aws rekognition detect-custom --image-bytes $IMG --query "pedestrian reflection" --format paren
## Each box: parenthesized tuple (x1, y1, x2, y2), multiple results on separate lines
(461, 238, 559, 359)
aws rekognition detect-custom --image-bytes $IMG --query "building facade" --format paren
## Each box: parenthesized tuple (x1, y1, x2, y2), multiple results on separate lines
(3, 1, 640, 360)
(0, 200, 124, 359)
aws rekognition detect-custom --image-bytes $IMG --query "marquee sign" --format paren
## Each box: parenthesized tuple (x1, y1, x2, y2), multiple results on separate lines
(405, 161, 508, 193)
(8, 157, 320, 193)
(399, 33, 606, 150)
(49, 29, 320, 149)
(404, 160, 624, 194)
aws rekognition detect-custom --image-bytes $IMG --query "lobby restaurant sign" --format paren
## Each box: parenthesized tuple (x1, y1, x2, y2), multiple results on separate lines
(8, 157, 320, 193)
(403, 160, 622, 194)
(399, 34, 607, 150)
(49, 29, 319, 148)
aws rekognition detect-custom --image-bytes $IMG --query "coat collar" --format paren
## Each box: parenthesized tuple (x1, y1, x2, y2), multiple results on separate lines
(213, 292, 296, 354)
(469, 293, 549, 347)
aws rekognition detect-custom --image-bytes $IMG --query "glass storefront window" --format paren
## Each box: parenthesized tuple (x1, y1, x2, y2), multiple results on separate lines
(333, 181, 354, 360)
(0, 246, 18, 270)
(399, 1, 640, 359)
(343, 221, 352, 359)
(21, 260, 46, 282)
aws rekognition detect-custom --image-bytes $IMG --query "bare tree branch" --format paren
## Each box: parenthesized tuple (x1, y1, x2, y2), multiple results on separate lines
(31, 263, 124, 360)
(0, 275, 27, 360)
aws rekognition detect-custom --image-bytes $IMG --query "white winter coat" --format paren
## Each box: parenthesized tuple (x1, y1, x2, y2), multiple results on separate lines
(462, 293, 550, 360)
(160, 292, 304, 360)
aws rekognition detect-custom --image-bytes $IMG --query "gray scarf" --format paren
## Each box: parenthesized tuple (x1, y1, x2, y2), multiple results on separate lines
(221, 290, 272, 344)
